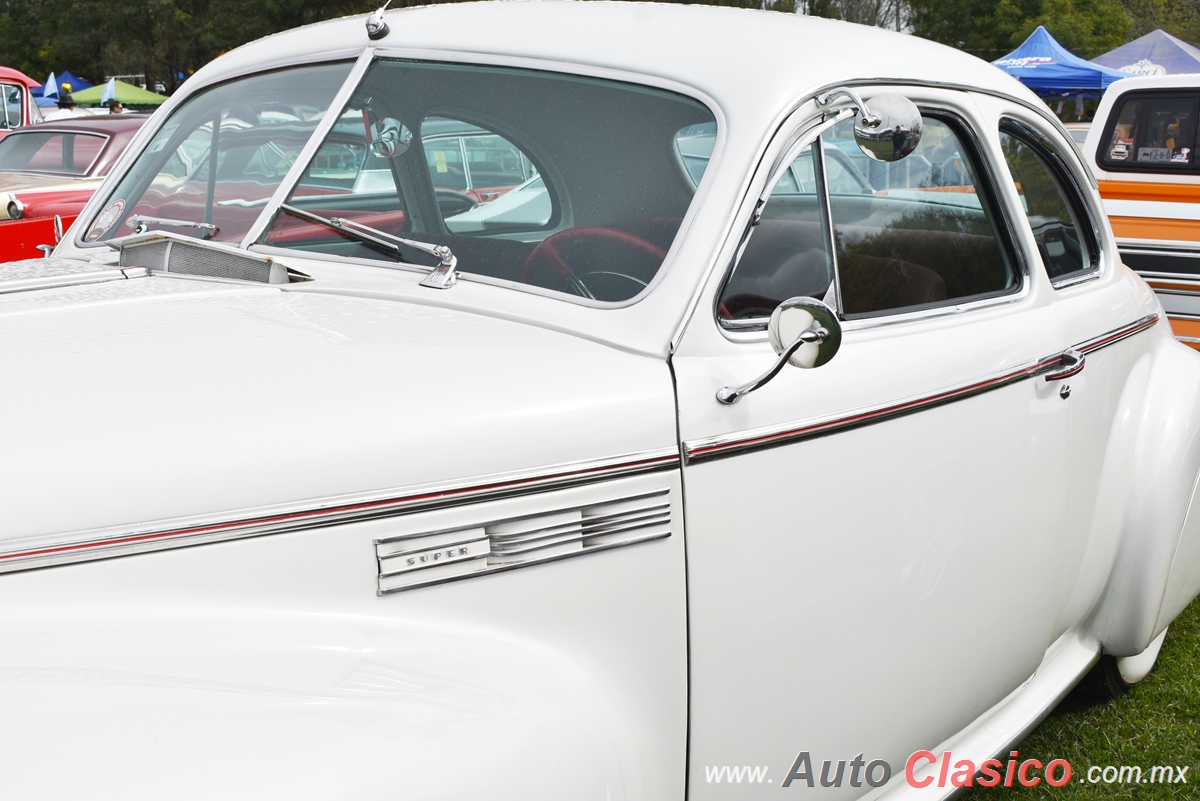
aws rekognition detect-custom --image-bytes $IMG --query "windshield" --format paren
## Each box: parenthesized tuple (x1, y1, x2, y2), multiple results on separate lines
(261, 59, 715, 302)
(1, 83, 22, 130)
(82, 61, 353, 244)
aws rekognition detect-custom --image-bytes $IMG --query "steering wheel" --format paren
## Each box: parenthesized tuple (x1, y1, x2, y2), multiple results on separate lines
(522, 226, 667, 299)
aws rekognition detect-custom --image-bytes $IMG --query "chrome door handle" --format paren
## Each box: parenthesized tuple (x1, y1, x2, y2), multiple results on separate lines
(1045, 347, 1085, 381)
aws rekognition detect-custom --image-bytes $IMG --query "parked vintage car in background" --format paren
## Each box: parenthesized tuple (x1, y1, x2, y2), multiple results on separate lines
(4, 4, 1200, 799)
(0, 66, 41, 140)
(1084, 75, 1200, 349)
(0, 114, 147, 261)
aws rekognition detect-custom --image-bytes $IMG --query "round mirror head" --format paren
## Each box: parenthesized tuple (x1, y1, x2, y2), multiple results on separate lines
(768, 296, 842, 369)
(372, 118, 412, 158)
(853, 93, 922, 163)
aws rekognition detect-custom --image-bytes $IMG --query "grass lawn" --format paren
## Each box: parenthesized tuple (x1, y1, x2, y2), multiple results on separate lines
(959, 596, 1200, 799)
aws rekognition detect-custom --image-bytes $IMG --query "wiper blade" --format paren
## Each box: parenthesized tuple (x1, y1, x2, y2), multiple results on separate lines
(127, 214, 218, 240)
(278, 203, 457, 289)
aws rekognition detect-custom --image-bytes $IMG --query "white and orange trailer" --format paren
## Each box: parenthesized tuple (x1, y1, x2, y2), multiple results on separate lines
(1085, 74, 1200, 350)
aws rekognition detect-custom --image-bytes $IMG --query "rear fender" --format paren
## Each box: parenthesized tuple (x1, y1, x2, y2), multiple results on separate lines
(1089, 336, 1200, 655)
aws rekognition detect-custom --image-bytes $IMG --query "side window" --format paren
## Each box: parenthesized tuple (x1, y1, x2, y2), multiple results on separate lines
(719, 112, 1018, 324)
(1000, 121, 1098, 283)
(12, 133, 105, 175)
(1099, 93, 1199, 171)
(831, 116, 1016, 317)
(421, 117, 550, 233)
(718, 143, 836, 322)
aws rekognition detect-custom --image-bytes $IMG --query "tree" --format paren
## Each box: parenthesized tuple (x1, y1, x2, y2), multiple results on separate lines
(909, 0, 1131, 59)
(801, 0, 907, 29)
(1118, 0, 1200, 44)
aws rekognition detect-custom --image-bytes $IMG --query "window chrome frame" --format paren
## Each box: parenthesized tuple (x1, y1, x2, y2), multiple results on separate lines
(715, 101, 1029, 337)
(999, 116, 1104, 291)
(713, 108, 850, 333)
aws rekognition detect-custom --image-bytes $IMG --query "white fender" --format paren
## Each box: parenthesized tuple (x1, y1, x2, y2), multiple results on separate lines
(1090, 336, 1200, 655)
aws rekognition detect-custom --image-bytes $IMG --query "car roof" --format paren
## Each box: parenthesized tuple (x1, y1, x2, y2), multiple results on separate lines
(0, 67, 38, 88)
(197, 2, 1038, 124)
(1099, 74, 1200, 95)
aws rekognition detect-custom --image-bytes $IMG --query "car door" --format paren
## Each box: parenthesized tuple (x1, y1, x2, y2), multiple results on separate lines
(988, 98, 1167, 634)
(672, 90, 1077, 795)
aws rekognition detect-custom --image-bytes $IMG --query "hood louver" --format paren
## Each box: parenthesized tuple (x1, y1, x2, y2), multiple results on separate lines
(376, 489, 671, 594)
(110, 231, 297, 284)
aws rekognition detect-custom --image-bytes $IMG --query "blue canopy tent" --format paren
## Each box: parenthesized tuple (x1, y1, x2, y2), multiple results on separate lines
(32, 70, 94, 106)
(993, 26, 1129, 97)
(1093, 29, 1200, 75)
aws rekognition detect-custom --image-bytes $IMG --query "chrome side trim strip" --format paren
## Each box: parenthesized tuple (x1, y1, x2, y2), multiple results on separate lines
(1074, 314, 1159, 354)
(0, 449, 681, 575)
(685, 315, 1158, 463)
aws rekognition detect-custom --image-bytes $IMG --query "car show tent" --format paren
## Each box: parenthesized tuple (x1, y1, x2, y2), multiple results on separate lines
(70, 79, 166, 107)
(993, 26, 1129, 95)
(32, 70, 93, 105)
(1093, 29, 1200, 75)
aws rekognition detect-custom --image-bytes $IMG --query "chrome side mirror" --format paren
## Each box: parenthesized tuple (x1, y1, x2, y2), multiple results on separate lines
(370, 118, 412, 159)
(717, 297, 842, 404)
(854, 94, 923, 162)
(817, 88, 923, 163)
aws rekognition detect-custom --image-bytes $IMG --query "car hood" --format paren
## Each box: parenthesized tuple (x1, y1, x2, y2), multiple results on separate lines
(0, 259, 677, 541)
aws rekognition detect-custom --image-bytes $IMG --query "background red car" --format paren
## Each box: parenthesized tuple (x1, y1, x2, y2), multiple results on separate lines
(0, 67, 42, 141)
(0, 114, 146, 261)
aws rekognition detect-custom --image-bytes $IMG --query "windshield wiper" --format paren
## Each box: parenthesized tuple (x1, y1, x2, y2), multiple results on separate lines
(128, 215, 218, 240)
(278, 203, 457, 289)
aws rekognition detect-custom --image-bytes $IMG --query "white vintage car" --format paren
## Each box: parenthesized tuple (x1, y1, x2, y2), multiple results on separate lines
(4, 3, 1200, 799)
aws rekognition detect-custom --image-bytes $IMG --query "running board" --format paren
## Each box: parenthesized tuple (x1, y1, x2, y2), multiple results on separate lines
(863, 630, 1100, 800)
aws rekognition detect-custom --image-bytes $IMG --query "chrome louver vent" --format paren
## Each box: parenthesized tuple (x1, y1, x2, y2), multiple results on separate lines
(111, 231, 293, 284)
(376, 489, 671, 594)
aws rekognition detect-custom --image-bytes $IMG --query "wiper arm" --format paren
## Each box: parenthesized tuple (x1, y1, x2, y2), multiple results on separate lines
(127, 214, 218, 240)
(279, 203, 457, 289)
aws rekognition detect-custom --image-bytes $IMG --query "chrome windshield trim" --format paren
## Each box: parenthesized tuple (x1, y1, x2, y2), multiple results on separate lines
(685, 314, 1159, 463)
(0, 448, 681, 574)
(240, 47, 378, 249)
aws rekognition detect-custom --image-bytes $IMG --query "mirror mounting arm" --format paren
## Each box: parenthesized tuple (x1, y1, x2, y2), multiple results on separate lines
(717, 323, 829, 405)
(816, 87, 880, 129)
